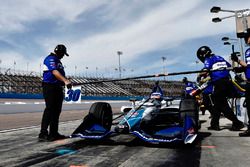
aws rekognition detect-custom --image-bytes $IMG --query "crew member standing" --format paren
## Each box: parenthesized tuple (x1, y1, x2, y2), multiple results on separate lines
(38, 44, 72, 141)
(231, 34, 250, 136)
(197, 46, 244, 131)
(151, 81, 163, 96)
(182, 77, 198, 98)
(197, 74, 214, 116)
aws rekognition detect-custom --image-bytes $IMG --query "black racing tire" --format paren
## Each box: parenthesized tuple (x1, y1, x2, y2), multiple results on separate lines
(89, 102, 113, 130)
(179, 98, 199, 132)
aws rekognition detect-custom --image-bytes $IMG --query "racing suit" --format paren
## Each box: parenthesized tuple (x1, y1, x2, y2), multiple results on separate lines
(201, 82, 214, 116)
(242, 48, 250, 131)
(183, 81, 197, 98)
(203, 54, 243, 130)
(151, 85, 163, 96)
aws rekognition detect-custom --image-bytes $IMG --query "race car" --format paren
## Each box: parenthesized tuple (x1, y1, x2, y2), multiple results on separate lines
(71, 95, 199, 144)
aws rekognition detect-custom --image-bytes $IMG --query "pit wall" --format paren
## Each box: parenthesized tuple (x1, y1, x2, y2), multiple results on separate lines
(0, 93, 144, 101)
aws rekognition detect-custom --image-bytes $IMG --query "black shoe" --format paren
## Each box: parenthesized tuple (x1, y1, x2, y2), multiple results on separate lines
(38, 133, 49, 141)
(231, 122, 245, 131)
(48, 133, 67, 141)
(208, 126, 221, 131)
(239, 129, 250, 137)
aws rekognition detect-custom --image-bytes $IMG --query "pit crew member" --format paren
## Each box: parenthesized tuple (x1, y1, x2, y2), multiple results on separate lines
(231, 33, 250, 136)
(197, 45, 244, 131)
(39, 44, 72, 141)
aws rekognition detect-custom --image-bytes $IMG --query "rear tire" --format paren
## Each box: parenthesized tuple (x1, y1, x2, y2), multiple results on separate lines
(89, 102, 113, 130)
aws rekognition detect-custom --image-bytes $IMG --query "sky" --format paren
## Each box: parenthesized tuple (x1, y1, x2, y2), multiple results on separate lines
(0, 0, 250, 81)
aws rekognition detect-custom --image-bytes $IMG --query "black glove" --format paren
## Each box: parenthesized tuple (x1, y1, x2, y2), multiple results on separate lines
(196, 75, 201, 83)
(234, 74, 245, 83)
(231, 53, 239, 62)
(66, 83, 72, 89)
(233, 67, 245, 73)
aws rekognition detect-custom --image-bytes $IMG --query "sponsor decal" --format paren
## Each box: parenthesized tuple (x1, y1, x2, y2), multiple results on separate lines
(212, 62, 227, 70)
(129, 112, 139, 117)
(49, 62, 56, 68)
(133, 131, 182, 143)
(246, 57, 250, 65)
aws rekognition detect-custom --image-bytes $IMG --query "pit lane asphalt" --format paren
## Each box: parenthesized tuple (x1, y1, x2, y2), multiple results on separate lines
(0, 100, 130, 130)
(0, 101, 250, 167)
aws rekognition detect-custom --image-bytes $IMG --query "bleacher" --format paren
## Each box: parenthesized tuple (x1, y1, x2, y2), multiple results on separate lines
(0, 72, 184, 97)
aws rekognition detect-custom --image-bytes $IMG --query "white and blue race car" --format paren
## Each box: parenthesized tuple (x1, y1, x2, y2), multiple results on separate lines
(71, 96, 199, 144)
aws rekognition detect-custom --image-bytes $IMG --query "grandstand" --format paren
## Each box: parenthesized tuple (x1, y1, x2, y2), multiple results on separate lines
(0, 71, 184, 98)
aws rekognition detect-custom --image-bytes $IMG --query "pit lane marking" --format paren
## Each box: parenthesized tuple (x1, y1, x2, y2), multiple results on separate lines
(1, 101, 128, 105)
(0, 120, 81, 133)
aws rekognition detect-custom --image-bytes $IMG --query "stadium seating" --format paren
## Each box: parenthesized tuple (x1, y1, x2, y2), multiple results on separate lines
(0, 71, 184, 97)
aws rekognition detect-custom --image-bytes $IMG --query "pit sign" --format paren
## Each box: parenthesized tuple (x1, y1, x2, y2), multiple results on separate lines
(65, 86, 81, 103)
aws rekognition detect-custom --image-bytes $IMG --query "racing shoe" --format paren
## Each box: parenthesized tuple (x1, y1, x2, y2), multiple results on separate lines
(239, 129, 250, 137)
(230, 122, 244, 131)
(48, 133, 67, 141)
(38, 133, 49, 141)
(208, 125, 221, 131)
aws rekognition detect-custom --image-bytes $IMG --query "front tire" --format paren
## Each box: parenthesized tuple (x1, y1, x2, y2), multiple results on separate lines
(89, 102, 113, 130)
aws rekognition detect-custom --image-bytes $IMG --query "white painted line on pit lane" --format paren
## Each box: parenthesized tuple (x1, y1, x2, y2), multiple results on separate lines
(1, 100, 129, 105)
(0, 119, 82, 133)
(3, 102, 29, 105)
(0, 114, 122, 133)
(34, 102, 43, 104)
(0, 125, 39, 133)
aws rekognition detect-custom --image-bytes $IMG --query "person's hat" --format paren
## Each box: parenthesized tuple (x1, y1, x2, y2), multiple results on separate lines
(54, 44, 69, 56)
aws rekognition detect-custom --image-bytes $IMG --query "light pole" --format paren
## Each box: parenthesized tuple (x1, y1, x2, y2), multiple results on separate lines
(114, 68, 118, 78)
(222, 36, 244, 60)
(13, 61, 16, 74)
(131, 69, 134, 77)
(85, 66, 88, 77)
(117, 51, 122, 78)
(96, 67, 98, 78)
(74, 65, 77, 76)
(39, 63, 42, 76)
(211, 6, 236, 23)
(26, 62, 29, 74)
(195, 60, 199, 70)
(211, 6, 250, 37)
(211, 6, 250, 61)
(0, 59, 2, 73)
(161, 56, 166, 80)
(161, 57, 166, 73)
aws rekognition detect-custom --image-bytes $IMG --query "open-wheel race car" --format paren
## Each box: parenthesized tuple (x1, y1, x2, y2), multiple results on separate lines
(71, 96, 199, 144)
